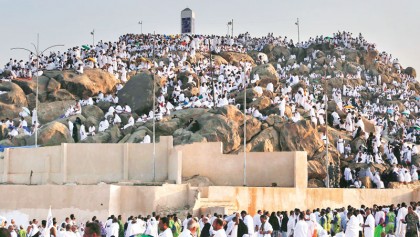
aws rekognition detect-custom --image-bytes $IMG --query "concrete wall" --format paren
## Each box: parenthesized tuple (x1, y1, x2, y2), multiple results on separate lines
(0, 184, 191, 227)
(1, 137, 306, 187)
(204, 186, 416, 215)
(178, 142, 306, 187)
(0, 184, 417, 228)
(1, 137, 175, 185)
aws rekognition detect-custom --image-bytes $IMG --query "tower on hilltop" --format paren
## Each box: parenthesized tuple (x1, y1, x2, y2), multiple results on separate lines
(181, 8, 195, 34)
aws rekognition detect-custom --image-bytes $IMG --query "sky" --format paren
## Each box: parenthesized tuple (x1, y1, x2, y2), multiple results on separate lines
(1, 0, 419, 73)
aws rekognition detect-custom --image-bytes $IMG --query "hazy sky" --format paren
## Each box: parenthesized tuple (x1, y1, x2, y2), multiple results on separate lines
(1, 0, 419, 73)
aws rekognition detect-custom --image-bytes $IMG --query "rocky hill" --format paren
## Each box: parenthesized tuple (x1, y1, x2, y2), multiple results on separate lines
(0, 34, 418, 187)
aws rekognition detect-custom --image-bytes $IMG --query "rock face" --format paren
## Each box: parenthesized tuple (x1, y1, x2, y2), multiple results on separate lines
(55, 69, 118, 98)
(24, 122, 74, 146)
(0, 82, 28, 119)
(388, 180, 420, 189)
(118, 72, 155, 115)
(404, 67, 416, 78)
(246, 127, 278, 152)
(37, 100, 75, 124)
(308, 160, 327, 180)
(276, 120, 323, 158)
(195, 113, 241, 153)
(251, 63, 278, 87)
(219, 52, 255, 66)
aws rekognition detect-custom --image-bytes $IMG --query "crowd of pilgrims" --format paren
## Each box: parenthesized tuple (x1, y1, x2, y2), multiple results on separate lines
(0, 202, 419, 237)
(1, 31, 419, 187)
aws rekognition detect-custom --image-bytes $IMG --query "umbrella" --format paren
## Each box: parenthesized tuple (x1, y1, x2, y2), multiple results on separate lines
(22, 107, 30, 115)
(82, 45, 90, 50)
(344, 105, 354, 109)
(387, 109, 394, 114)
(87, 57, 97, 63)
(402, 111, 410, 115)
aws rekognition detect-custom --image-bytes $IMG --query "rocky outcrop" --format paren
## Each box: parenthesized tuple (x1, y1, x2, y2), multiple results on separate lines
(388, 180, 420, 189)
(0, 82, 28, 119)
(308, 160, 327, 180)
(118, 72, 156, 115)
(219, 52, 255, 66)
(55, 69, 117, 98)
(276, 120, 324, 157)
(37, 100, 75, 124)
(404, 67, 416, 78)
(251, 63, 278, 87)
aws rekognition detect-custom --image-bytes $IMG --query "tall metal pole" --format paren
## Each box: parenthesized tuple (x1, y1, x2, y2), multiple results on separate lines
(11, 35, 64, 148)
(139, 21, 143, 34)
(243, 73, 247, 186)
(210, 53, 216, 106)
(324, 65, 329, 188)
(92, 29, 95, 46)
(152, 31, 156, 182)
(296, 18, 300, 44)
(35, 34, 39, 147)
(231, 19, 234, 38)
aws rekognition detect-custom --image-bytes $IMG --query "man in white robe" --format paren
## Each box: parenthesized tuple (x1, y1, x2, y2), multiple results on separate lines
(344, 212, 359, 237)
(258, 215, 273, 237)
(395, 203, 408, 237)
(362, 209, 375, 237)
(241, 211, 255, 236)
(158, 217, 172, 237)
(179, 219, 198, 237)
(293, 213, 307, 237)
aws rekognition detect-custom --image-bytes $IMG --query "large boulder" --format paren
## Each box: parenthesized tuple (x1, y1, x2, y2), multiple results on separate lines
(388, 180, 420, 189)
(308, 160, 327, 180)
(251, 64, 278, 87)
(118, 72, 156, 115)
(81, 105, 104, 122)
(177, 71, 200, 90)
(212, 105, 245, 125)
(0, 82, 28, 119)
(80, 132, 111, 143)
(47, 89, 75, 101)
(126, 127, 152, 143)
(195, 113, 241, 153)
(173, 128, 207, 145)
(250, 96, 271, 110)
(211, 55, 228, 65)
(25, 122, 74, 146)
(404, 67, 416, 78)
(37, 100, 75, 124)
(0, 82, 28, 107)
(276, 120, 323, 157)
(12, 76, 50, 99)
(219, 52, 255, 66)
(242, 117, 261, 141)
(308, 178, 325, 188)
(272, 46, 290, 60)
(245, 127, 279, 152)
(55, 69, 117, 98)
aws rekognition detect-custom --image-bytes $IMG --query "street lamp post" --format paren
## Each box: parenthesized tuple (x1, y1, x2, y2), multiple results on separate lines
(138, 21, 143, 34)
(324, 64, 330, 188)
(228, 19, 234, 38)
(243, 73, 247, 186)
(11, 34, 63, 147)
(295, 18, 300, 44)
(152, 31, 156, 182)
(91, 29, 95, 46)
